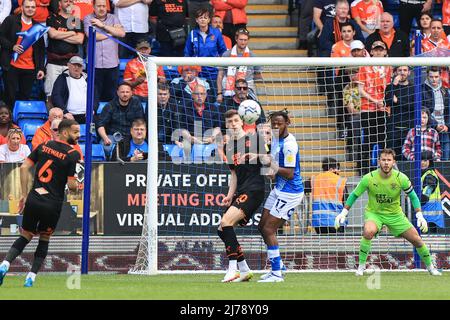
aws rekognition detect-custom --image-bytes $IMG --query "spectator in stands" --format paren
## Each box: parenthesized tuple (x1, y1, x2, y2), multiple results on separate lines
(184, 8, 227, 85)
(216, 28, 262, 104)
(17, 0, 50, 24)
(402, 108, 441, 161)
(350, 39, 370, 57)
(51, 56, 88, 124)
(170, 65, 211, 103)
(0, 128, 31, 163)
(45, 0, 85, 105)
(331, 23, 357, 58)
(97, 82, 145, 158)
(385, 66, 415, 161)
(150, 0, 188, 57)
(84, 0, 125, 111)
(357, 40, 392, 174)
(419, 12, 435, 39)
(221, 78, 266, 132)
(211, 15, 232, 49)
(330, 23, 360, 140)
(123, 40, 166, 102)
(111, 118, 148, 162)
(175, 84, 222, 145)
(297, 0, 314, 50)
(342, 67, 361, 170)
(423, 67, 450, 160)
(69, 0, 111, 21)
(304, 157, 348, 233)
(112, 0, 152, 59)
(146, 82, 181, 160)
(31, 107, 64, 150)
(420, 151, 445, 233)
(313, 0, 336, 37)
(444, 0, 450, 36)
(318, 0, 364, 57)
(0, 0, 46, 109)
(211, 0, 247, 46)
(421, 19, 450, 88)
(350, 0, 383, 39)
(365, 12, 410, 57)
(398, 0, 432, 37)
(0, 0, 11, 24)
(0, 104, 26, 145)
(188, 0, 213, 29)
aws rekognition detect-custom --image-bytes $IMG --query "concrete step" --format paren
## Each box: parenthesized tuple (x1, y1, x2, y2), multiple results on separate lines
(291, 116, 335, 127)
(251, 37, 297, 50)
(294, 131, 337, 141)
(247, 27, 298, 37)
(265, 105, 327, 117)
(259, 95, 326, 105)
(247, 4, 288, 14)
(301, 148, 345, 156)
(253, 49, 307, 57)
(249, 0, 281, 4)
(259, 71, 317, 82)
(247, 14, 289, 27)
(299, 140, 346, 149)
(256, 83, 317, 95)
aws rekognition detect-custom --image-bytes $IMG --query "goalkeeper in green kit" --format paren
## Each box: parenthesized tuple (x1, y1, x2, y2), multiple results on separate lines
(335, 148, 441, 276)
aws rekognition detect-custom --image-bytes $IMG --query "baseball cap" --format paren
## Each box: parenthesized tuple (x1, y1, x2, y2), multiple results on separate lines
(136, 40, 151, 49)
(350, 40, 365, 51)
(69, 55, 84, 67)
(371, 40, 387, 50)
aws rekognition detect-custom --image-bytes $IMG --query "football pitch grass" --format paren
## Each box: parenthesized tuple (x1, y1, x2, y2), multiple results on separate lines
(0, 272, 448, 300)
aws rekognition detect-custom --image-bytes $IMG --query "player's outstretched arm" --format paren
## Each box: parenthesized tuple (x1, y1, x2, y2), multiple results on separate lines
(18, 159, 34, 213)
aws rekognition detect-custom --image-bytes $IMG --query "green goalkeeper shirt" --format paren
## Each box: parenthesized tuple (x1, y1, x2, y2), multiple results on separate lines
(352, 169, 413, 215)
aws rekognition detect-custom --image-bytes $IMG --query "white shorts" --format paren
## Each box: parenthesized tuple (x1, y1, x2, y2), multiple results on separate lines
(263, 188, 304, 220)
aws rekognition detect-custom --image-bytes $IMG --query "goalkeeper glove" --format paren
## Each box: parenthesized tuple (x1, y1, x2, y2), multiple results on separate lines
(415, 212, 428, 233)
(334, 208, 349, 230)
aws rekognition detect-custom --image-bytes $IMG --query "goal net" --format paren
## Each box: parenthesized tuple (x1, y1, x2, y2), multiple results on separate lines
(129, 56, 450, 274)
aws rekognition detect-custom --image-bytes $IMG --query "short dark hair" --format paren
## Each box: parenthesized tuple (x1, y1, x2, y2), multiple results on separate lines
(195, 8, 210, 19)
(430, 18, 443, 25)
(158, 82, 169, 91)
(118, 82, 133, 90)
(132, 118, 147, 128)
(379, 148, 396, 159)
(340, 22, 354, 32)
(269, 110, 290, 123)
(322, 157, 340, 171)
(224, 109, 239, 119)
(427, 66, 440, 74)
(58, 119, 79, 133)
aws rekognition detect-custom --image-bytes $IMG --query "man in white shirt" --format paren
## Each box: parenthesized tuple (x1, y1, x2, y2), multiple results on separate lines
(51, 55, 88, 124)
(112, 0, 152, 58)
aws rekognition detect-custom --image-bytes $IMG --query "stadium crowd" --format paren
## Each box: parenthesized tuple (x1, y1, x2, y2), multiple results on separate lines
(0, 0, 449, 170)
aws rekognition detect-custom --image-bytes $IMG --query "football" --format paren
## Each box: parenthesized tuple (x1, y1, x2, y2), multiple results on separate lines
(238, 99, 261, 124)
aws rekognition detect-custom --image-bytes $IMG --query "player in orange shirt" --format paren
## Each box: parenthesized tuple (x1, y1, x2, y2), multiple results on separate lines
(123, 40, 166, 102)
(351, 0, 384, 38)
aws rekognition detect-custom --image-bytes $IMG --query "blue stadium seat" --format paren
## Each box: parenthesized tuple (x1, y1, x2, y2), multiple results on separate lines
(13, 100, 48, 124)
(18, 118, 46, 131)
(79, 144, 106, 161)
(119, 59, 129, 72)
(97, 101, 108, 115)
(78, 124, 98, 144)
(22, 122, 41, 143)
(163, 66, 181, 81)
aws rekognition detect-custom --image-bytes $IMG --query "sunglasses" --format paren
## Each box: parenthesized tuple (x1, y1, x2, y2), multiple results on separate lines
(8, 128, 22, 134)
(51, 128, 58, 132)
(236, 28, 249, 35)
(235, 86, 248, 91)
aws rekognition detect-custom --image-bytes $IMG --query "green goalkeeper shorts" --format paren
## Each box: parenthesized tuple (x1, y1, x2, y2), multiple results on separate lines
(364, 211, 414, 237)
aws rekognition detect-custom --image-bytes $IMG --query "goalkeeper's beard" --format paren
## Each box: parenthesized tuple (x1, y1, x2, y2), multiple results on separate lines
(380, 165, 392, 175)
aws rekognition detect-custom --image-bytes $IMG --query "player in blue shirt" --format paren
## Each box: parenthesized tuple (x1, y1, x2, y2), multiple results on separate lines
(258, 111, 304, 282)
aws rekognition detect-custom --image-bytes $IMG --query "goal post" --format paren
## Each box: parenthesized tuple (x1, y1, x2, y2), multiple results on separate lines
(128, 56, 450, 275)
